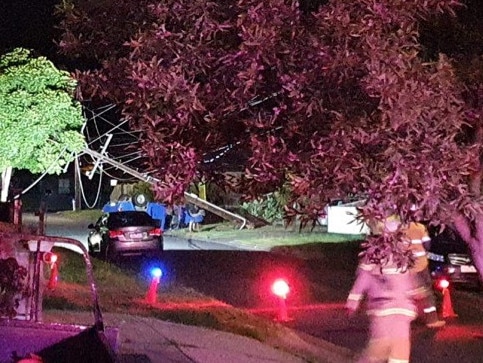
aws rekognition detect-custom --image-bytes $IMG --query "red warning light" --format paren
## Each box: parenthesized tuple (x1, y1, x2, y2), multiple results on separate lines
(271, 279, 290, 299)
(437, 278, 450, 290)
(42, 252, 58, 264)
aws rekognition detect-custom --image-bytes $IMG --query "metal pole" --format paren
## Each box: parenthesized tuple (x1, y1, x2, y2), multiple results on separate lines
(30, 241, 42, 322)
(74, 157, 82, 210)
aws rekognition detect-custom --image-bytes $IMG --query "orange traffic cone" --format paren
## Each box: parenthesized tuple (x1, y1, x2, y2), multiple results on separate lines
(47, 263, 58, 290)
(441, 287, 457, 318)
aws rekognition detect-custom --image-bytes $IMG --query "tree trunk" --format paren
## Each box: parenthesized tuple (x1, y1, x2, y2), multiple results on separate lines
(1, 167, 12, 202)
(452, 213, 483, 282)
(461, 123, 483, 282)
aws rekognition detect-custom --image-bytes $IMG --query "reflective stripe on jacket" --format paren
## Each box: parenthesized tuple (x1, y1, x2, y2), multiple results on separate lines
(404, 222, 430, 272)
(346, 262, 418, 319)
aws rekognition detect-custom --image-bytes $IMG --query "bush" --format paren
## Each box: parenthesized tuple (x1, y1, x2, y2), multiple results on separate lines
(0, 257, 28, 318)
(241, 191, 287, 223)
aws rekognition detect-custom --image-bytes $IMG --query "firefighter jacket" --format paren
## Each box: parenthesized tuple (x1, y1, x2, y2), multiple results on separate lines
(404, 222, 431, 272)
(346, 262, 418, 319)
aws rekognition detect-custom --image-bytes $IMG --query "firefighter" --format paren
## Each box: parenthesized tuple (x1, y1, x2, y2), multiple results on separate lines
(403, 220, 446, 328)
(346, 256, 419, 363)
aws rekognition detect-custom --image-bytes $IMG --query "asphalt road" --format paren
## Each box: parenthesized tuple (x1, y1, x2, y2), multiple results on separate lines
(22, 213, 242, 252)
(138, 251, 483, 363)
(27, 213, 483, 362)
(281, 291, 483, 363)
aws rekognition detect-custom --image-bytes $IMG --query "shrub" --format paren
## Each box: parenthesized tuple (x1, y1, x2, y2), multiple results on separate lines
(0, 257, 28, 318)
(241, 191, 288, 223)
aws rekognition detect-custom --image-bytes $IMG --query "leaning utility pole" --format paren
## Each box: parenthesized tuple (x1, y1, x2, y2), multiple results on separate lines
(79, 148, 250, 229)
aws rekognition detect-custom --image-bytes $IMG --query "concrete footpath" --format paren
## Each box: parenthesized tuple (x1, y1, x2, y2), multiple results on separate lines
(99, 313, 354, 363)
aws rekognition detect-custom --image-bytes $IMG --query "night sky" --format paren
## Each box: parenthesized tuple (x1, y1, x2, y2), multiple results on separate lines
(0, 0, 60, 62)
(1, 1, 481, 69)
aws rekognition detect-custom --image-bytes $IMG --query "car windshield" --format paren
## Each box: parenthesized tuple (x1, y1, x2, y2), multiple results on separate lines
(107, 212, 155, 229)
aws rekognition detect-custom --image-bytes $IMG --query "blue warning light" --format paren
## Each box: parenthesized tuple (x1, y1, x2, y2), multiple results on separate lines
(151, 267, 163, 278)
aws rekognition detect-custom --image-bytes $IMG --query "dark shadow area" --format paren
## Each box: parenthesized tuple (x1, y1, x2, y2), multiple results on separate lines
(116, 243, 362, 310)
(43, 296, 83, 311)
(117, 354, 152, 363)
(37, 326, 115, 363)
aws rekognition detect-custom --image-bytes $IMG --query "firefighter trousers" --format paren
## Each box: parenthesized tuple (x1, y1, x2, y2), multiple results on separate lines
(357, 315, 413, 363)
(414, 269, 439, 324)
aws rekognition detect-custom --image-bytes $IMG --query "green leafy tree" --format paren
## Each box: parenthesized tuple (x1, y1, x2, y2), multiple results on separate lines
(0, 48, 85, 200)
(57, 1, 483, 280)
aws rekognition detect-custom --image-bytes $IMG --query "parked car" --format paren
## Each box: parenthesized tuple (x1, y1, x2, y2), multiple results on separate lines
(88, 211, 163, 260)
(427, 226, 480, 289)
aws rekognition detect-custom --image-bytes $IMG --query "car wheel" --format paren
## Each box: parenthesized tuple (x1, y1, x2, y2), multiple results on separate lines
(133, 192, 150, 208)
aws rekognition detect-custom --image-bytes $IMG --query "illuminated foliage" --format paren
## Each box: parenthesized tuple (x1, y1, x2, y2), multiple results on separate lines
(0, 48, 85, 174)
(58, 1, 483, 273)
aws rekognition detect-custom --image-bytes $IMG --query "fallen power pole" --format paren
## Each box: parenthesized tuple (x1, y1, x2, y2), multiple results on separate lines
(80, 148, 249, 229)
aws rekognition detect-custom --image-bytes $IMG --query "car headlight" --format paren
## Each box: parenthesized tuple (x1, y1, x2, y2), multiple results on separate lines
(427, 252, 445, 263)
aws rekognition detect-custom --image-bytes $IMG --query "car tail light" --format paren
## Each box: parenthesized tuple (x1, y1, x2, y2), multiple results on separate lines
(148, 228, 163, 236)
(109, 230, 124, 238)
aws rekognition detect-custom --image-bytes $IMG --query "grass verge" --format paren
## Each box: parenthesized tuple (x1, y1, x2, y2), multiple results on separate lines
(44, 249, 288, 344)
(168, 222, 365, 249)
(54, 209, 103, 221)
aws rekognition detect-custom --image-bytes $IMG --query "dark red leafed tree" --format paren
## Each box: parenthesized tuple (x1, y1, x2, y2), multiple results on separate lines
(57, 0, 483, 278)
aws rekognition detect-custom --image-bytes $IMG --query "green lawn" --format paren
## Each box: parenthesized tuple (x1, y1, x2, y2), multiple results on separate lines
(168, 221, 365, 249)
(54, 209, 103, 221)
